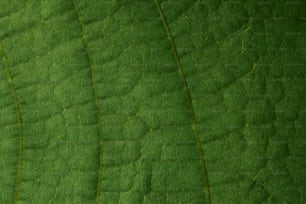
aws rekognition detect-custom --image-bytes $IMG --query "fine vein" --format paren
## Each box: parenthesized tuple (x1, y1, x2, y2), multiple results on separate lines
(153, 0, 211, 203)
(71, 1, 104, 203)
(0, 38, 24, 204)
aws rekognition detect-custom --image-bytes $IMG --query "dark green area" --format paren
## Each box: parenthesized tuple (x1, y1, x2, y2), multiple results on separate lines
(0, 0, 306, 203)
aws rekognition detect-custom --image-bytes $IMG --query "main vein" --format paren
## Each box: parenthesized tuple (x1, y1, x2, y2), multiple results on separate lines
(71, 1, 104, 203)
(0, 38, 24, 204)
(153, 0, 211, 203)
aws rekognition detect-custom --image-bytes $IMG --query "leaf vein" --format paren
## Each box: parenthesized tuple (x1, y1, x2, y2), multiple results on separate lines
(153, 1, 211, 203)
(71, 1, 104, 203)
(0, 38, 24, 204)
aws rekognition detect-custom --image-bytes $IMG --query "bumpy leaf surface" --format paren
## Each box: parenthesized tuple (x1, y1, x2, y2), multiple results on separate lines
(0, 0, 306, 203)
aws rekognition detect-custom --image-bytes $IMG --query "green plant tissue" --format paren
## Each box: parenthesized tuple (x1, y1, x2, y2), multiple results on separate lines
(0, 0, 306, 203)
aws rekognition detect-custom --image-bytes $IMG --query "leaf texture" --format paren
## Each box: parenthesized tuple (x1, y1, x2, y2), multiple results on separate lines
(0, 0, 306, 203)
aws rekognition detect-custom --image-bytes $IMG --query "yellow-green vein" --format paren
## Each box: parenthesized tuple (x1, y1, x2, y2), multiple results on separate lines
(0, 38, 24, 204)
(153, 0, 211, 203)
(71, 0, 104, 203)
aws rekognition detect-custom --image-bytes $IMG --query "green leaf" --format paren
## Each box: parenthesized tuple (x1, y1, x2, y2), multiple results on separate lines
(1, 0, 306, 203)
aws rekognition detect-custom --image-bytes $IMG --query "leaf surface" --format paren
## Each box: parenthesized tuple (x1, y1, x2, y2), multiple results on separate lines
(0, 0, 306, 203)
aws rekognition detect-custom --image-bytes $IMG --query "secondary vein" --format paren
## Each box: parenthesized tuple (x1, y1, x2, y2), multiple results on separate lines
(0, 38, 24, 204)
(71, 1, 104, 203)
(153, 0, 211, 203)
